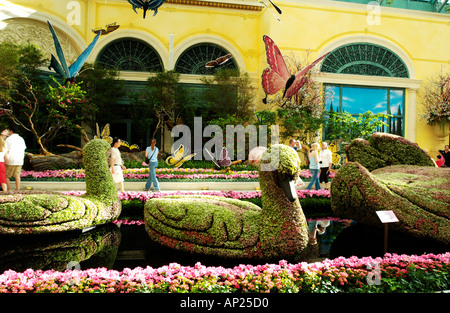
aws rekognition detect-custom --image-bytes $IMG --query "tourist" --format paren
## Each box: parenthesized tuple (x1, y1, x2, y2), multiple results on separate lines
(436, 155, 444, 167)
(306, 142, 321, 190)
(110, 137, 126, 193)
(145, 138, 160, 192)
(438, 145, 449, 167)
(289, 139, 301, 151)
(319, 142, 333, 189)
(4, 126, 26, 191)
(0, 137, 8, 192)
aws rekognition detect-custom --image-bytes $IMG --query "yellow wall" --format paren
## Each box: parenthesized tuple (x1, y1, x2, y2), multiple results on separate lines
(1, 0, 449, 157)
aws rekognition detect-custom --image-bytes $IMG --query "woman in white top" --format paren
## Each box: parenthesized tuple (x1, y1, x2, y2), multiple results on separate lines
(110, 137, 126, 193)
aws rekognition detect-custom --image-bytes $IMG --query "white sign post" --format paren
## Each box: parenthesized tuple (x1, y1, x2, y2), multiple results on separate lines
(376, 210, 399, 254)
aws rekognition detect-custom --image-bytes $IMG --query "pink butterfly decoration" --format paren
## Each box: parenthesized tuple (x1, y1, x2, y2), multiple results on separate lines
(205, 147, 232, 168)
(261, 35, 329, 103)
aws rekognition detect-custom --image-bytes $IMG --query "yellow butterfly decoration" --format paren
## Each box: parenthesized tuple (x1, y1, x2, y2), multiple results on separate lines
(91, 22, 120, 35)
(165, 144, 196, 169)
(119, 140, 140, 152)
(94, 123, 113, 144)
(328, 140, 342, 166)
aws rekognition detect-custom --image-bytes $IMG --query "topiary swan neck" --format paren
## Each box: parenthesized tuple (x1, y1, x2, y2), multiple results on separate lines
(83, 139, 118, 202)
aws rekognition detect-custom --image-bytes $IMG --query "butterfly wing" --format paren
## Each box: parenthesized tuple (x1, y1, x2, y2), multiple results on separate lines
(166, 144, 184, 166)
(130, 144, 140, 152)
(119, 140, 130, 152)
(285, 52, 329, 99)
(68, 31, 101, 79)
(216, 54, 232, 66)
(205, 148, 220, 168)
(173, 153, 195, 169)
(261, 35, 291, 96)
(205, 60, 219, 68)
(328, 140, 338, 153)
(332, 153, 341, 166)
(94, 123, 101, 140)
(219, 147, 231, 167)
(47, 21, 70, 79)
(101, 123, 111, 138)
(48, 54, 66, 78)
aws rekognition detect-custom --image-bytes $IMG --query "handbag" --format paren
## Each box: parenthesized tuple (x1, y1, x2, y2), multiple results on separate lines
(146, 147, 156, 164)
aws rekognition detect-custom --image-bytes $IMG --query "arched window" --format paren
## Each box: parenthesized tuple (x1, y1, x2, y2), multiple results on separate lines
(320, 43, 409, 78)
(175, 43, 237, 75)
(96, 38, 163, 72)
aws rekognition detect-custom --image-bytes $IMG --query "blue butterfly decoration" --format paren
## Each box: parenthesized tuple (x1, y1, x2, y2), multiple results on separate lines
(47, 21, 101, 83)
(127, 0, 167, 19)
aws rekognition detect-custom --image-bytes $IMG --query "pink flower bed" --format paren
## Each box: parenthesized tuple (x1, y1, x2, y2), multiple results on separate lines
(0, 253, 448, 293)
(63, 189, 331, 200)
(21, 168, 335, 180)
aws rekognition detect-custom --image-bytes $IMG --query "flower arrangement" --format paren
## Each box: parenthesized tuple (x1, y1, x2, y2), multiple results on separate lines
(0, 253, 448, 293)
(419, 70, 450, 126)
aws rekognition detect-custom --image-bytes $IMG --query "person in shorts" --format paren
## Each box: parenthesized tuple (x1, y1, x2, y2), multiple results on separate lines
(4, 126, 26, 191)
(109, 137, 126, 193)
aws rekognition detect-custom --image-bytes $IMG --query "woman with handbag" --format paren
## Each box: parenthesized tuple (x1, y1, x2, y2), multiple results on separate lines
(145, 138, 160, 192)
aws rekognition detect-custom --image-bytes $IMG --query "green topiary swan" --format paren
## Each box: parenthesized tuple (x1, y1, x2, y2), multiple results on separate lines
(331, 133, 450, 244)
(0, 139, 121, 234)
(143, 144, 314, 261)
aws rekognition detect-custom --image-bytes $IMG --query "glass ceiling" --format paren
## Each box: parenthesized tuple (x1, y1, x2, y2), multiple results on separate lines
(333, 0, 449, 13)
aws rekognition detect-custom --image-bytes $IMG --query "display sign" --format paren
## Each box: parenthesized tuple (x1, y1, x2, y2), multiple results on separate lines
(376, 210, 399, 224)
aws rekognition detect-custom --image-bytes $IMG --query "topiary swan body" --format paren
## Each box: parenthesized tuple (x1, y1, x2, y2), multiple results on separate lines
(144, 144, 312, 261)
(331, 133, 450, 244)
(0, 139, 121, 234)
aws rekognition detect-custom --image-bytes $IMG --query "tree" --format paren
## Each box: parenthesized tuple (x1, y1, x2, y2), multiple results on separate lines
(0, 42, 45, 106)
(77, 62, 125, 137)
(0, 42, 96, 155)
(130, 71, 187, 139)
(326, 110, 391, 143)
(1, 76, 93, 155)
(200, 69, 255, 121)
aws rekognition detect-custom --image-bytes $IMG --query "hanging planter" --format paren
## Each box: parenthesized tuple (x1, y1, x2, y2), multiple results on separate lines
(433, 119, 450, 140)
(419, 70, 450, 140)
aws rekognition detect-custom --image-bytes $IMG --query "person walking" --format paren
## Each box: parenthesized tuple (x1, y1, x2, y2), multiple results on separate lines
(145, 138, 160, 192)
(319, 142, 333, 189)
(306, 143, 321, 190)
(110, 137, 126, 193)
(4, 126, 26, 191)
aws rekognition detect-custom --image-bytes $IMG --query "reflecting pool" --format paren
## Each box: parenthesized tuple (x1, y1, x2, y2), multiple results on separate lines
(0, 219, 448, 274)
